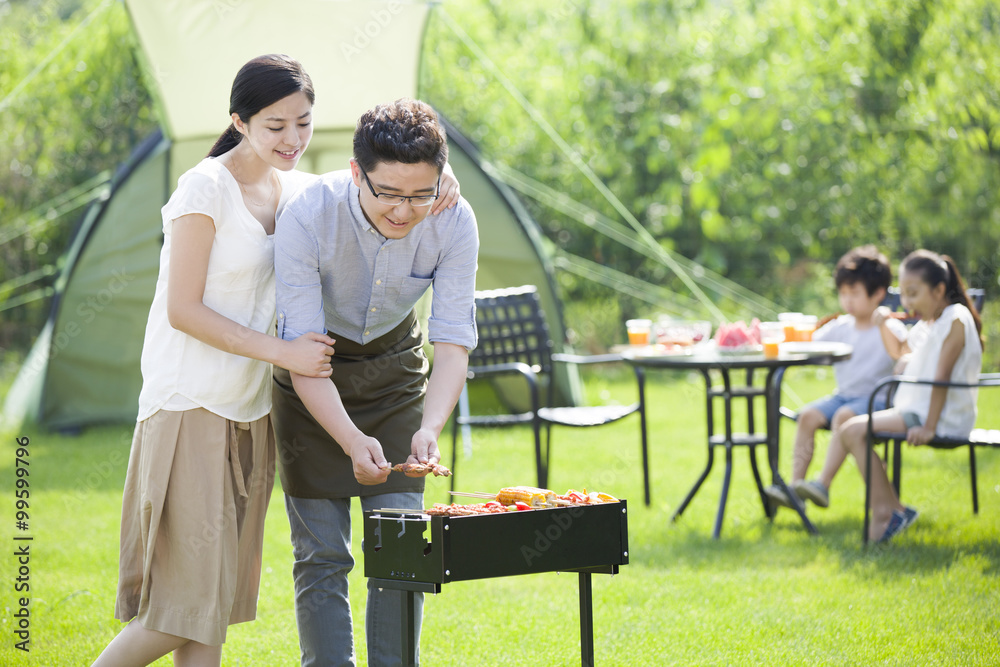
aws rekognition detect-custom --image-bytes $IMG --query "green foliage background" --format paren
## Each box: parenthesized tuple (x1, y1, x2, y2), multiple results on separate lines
(419, 0, 1000, 359)
(1, 0, 998, 367)
(0, 0, 156, 354)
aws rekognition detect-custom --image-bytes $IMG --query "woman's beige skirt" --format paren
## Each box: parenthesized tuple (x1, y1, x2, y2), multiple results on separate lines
(114, 408, 275, 646)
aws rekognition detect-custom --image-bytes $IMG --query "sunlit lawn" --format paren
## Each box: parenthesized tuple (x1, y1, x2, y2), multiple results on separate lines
(1, 367, 998, 665)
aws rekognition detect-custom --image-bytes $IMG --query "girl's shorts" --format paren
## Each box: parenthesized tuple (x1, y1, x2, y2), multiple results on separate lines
(802, 393, 888, 425)
(901, 411, 923, 429)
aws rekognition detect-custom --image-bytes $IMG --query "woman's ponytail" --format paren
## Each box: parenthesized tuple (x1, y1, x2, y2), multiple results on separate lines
(207, 124, 242, 158)
(941, 254, 984, 349)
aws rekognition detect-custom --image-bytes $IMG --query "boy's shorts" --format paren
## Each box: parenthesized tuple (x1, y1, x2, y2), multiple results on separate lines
(801, 393, 888, 425)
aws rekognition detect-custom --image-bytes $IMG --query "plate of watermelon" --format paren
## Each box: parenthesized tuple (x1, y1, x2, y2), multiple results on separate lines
(714, 319, 763, 355)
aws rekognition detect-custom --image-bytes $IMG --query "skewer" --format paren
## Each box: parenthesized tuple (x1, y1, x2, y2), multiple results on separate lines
(450, 490, 572, 507)
(389, 462, 452, 477)
(373, 507, 430, 515)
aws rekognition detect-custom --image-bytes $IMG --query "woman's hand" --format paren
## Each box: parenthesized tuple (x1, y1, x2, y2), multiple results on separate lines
(431, 162, 461, 215)
(281, 332, 335, 377)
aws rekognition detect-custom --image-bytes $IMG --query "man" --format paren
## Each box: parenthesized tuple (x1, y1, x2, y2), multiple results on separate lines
(271, 98, 478, 666)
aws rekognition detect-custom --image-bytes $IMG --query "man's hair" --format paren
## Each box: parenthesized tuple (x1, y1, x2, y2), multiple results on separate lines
(834, 245, 892, 296)
(353, 98, 448, 173)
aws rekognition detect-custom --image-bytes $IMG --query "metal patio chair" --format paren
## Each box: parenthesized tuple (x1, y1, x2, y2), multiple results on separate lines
(449, 285, 650, 503)
(862, 373, 1000, 545)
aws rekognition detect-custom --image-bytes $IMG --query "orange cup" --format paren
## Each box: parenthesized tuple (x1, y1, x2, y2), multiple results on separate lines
(628, 330, 649, 345)
(763, 341, 780, 358)
(626, 319, 652, 346)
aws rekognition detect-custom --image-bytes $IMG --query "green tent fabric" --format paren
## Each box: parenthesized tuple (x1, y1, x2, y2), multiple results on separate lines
(3, 0, 575, 430)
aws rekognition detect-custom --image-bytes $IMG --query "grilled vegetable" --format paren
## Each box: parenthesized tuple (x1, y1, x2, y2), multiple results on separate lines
(496, 486, 556, 507)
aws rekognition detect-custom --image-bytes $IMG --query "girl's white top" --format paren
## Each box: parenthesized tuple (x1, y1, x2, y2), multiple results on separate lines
(137, 158, 315, 422)
(893, 303, 982, 438)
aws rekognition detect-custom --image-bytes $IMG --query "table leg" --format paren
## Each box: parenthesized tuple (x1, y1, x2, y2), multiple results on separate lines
(636, 366, 651, 506)
(579, 572, 594, 667)
(748, 445, 773, 519)
(713, 445, 734, 539)
(672, 369, 716, 523)
(765, 367, 818, 535)
(671, 446, 714, 522)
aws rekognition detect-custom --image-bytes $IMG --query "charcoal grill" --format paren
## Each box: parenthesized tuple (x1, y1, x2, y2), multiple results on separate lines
(363, 500, 629, 666)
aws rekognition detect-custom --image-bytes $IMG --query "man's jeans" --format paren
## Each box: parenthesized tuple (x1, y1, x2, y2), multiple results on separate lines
(285, 492, 424, 667)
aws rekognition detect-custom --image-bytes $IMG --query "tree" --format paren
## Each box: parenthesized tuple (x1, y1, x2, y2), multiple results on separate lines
(420, 0, 999, 359)
(0, 0, 156, 352)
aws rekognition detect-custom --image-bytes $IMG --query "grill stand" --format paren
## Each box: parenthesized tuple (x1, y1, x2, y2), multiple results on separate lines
(372, 567, 613, 666)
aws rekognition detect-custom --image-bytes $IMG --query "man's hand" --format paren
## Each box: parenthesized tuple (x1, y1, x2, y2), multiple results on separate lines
(398, 428, 441, 477)
(347, 434, 391, 485)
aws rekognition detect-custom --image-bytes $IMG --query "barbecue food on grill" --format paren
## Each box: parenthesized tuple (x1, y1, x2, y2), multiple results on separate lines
(496, 486, 557, 507)
(426, 501, 509, 516)
(557, 489, 619, 505)
(451, 487, 620, 509)
(390, 462, 452, 477)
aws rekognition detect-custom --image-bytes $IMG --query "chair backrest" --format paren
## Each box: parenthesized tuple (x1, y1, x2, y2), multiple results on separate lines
(967, 288, 985, 315)
(471, 285, 553, 374)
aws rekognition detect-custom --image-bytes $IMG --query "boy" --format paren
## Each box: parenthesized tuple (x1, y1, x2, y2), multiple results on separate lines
(765, 245, 907, 509)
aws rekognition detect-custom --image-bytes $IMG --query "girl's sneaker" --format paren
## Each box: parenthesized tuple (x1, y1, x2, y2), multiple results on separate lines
(764, 484, 796, 509)
(793, 479, 829, 508)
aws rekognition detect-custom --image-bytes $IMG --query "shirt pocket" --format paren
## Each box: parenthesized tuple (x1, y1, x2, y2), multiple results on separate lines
(395, 276, 433, 308)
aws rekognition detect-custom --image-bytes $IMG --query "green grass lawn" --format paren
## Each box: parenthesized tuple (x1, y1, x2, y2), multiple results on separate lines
(2, 368, 998, 665)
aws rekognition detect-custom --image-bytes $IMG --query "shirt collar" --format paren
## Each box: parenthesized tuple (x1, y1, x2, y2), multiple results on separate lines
(347, 179, 386, 239)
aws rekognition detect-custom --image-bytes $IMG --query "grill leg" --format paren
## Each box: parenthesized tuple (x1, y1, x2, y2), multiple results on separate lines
(401, 589, 417, 667)
(579, 572, 594, 667)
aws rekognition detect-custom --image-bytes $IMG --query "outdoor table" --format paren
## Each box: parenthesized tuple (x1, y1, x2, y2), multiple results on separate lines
(621, 341, 853, 538)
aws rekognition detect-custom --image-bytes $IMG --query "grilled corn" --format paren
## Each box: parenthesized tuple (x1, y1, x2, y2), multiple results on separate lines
(497, 486, 556, 507)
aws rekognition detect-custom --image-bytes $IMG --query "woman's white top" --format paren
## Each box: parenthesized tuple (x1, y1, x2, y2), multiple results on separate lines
(892, 303, 983, 438)
(136, 158, 315, 422)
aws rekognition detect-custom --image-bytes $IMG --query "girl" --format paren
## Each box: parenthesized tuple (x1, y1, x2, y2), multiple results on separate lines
(835, 249, 983, 543)
(92, 54, 461, 666)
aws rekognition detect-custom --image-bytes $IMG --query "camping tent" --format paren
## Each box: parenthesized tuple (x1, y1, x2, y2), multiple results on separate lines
(4, 0, 573, 431)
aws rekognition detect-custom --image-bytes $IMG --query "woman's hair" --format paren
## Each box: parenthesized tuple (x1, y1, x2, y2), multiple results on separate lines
(207, 54, 315, 158)
(901, 249, 984, 349)
(352, 98, 448, 173)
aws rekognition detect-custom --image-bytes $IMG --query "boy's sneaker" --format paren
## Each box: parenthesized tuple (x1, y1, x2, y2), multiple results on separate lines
(902, 505, 919, 528)
(764, 484, 796, 509)
(793, 479, 829, 508)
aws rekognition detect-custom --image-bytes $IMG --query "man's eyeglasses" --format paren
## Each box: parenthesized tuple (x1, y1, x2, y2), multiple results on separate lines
(358, 164, 440, 207)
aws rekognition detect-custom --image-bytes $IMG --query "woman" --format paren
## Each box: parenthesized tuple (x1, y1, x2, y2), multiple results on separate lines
(93, 54, 460, 666)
